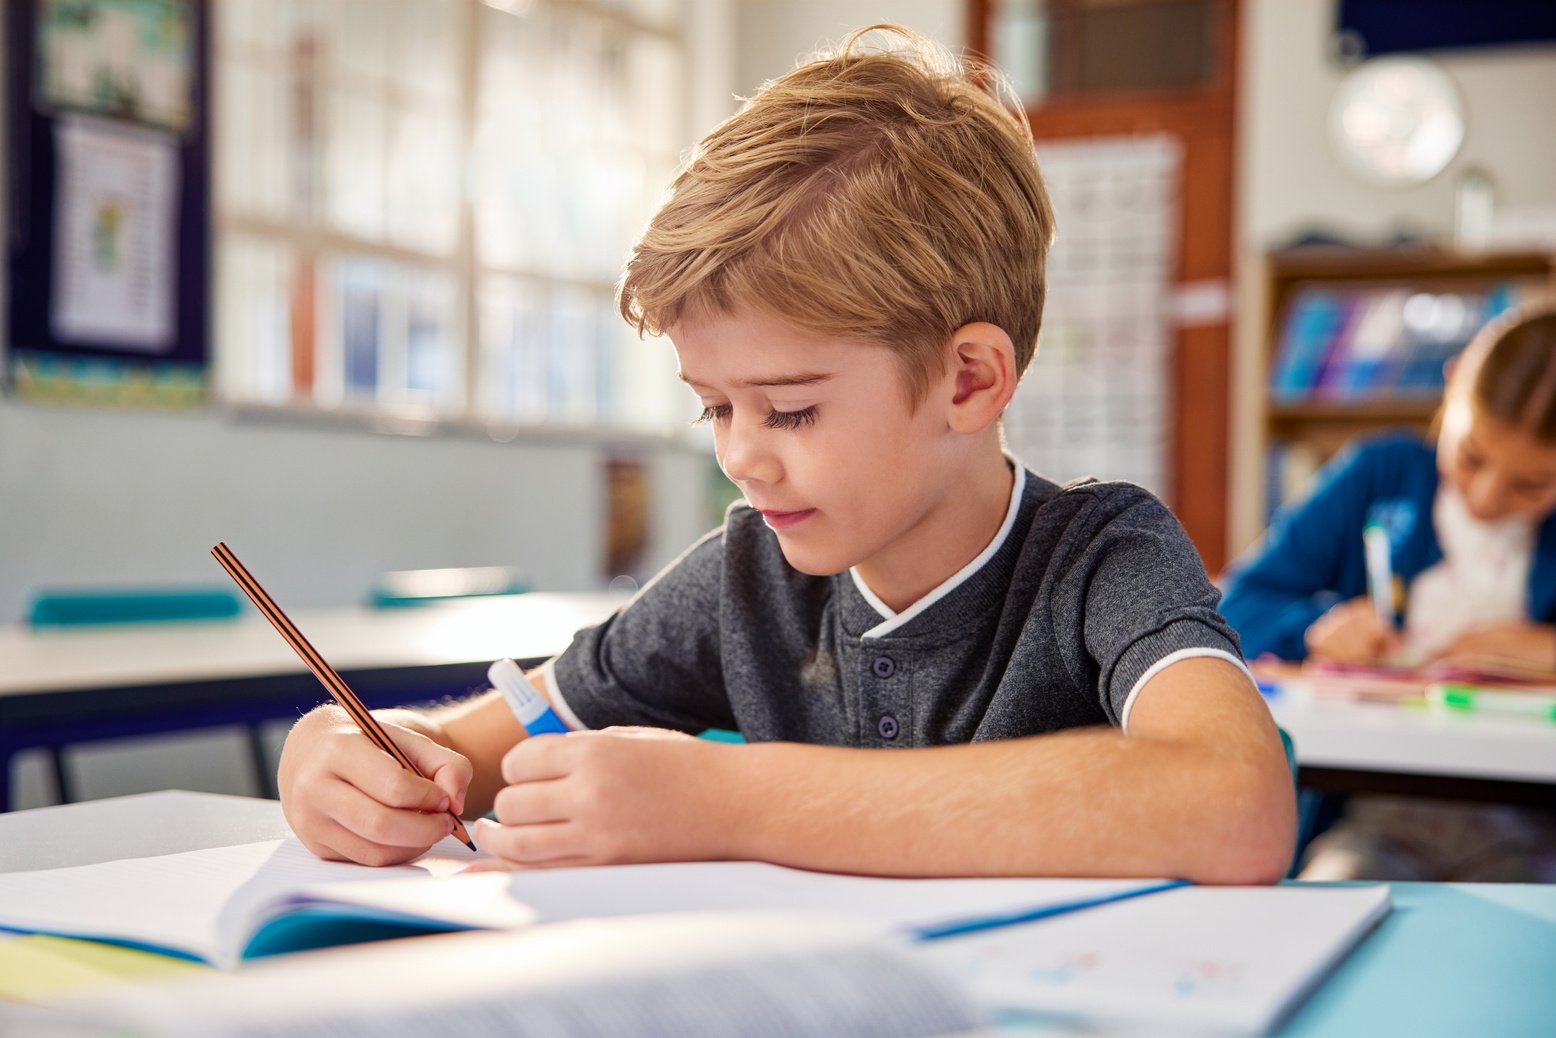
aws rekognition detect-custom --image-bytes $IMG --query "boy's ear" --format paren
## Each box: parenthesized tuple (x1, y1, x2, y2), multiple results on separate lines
(943, 322, 1017, 434)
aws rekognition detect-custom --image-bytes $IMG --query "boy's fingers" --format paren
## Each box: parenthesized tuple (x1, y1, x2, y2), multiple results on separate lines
(313, 814, 442, 868)
(500, 733, 571, 786)
(471, 817, 584, 866)
(325, 778, 457, 854)
(492, 781, 569, 826)
(362, 726, 473, 814)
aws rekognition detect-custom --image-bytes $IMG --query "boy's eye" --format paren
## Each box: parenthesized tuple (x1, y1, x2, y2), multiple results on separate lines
(763, 406, 818, 430)
(691, 403, 732, 426)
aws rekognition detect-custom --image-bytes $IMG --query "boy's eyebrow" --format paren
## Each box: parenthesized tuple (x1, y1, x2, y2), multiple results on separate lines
(677, 371, 835, 389)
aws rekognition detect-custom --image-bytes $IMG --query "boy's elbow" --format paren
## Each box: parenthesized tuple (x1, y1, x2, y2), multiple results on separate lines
(1186, 761, 1298, 886)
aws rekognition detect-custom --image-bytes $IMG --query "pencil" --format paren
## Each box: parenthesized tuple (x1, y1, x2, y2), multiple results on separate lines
(211, 542, 477, 851)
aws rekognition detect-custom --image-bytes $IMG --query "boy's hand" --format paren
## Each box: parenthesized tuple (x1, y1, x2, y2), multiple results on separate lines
(1304, 596, 1401, 665)
(278, 705, 473, 867)
(1429, 620, 1556, 670)
(468, 727, 730, 870)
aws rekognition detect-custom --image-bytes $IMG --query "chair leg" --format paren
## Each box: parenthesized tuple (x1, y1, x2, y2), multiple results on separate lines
(248, 726, 278, 799)
(50, 748, 75, 804)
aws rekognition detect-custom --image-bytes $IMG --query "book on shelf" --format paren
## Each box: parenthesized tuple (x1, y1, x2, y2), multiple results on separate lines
(1270, 289, 1347, 402)
(1325, 287, 1409, 400)
(1268, 279, 1533, 404)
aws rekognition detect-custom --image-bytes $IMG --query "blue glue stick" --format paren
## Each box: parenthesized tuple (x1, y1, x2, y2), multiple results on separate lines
(488, 657, 569, 735)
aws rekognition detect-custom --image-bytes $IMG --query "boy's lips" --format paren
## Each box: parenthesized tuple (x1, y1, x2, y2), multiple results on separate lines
(758, 508, 817, 529)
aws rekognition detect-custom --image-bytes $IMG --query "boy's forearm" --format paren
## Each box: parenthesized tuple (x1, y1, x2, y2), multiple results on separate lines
(717, 731, 1294, 884)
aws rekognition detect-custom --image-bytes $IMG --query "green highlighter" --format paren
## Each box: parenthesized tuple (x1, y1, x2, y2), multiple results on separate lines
(1428, 683, 1556, 722)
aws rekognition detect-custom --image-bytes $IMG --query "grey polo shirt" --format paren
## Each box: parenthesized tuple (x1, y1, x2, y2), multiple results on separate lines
(541, 464, 1247, 746)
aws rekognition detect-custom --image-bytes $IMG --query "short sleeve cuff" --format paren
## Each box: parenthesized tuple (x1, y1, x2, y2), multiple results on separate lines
(536, 658, 591, 731)
(1109, 617, 1248, 730)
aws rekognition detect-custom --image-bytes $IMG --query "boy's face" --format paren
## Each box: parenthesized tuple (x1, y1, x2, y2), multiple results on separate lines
(1437, 396, 1556, 523)
(670, 307, 970, 585)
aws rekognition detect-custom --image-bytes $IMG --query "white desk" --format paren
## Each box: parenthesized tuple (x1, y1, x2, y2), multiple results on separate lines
(0, 594, 624, 810)
(2, 793, 1553, 1037)
(1267, 685, 1556, 806)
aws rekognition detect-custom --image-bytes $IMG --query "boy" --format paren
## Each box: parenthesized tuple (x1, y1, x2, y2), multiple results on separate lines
(279, 26, 1295, 882)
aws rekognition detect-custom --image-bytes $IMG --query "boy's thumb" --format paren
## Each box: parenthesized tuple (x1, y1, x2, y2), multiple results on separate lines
(393, 729, 474, 815)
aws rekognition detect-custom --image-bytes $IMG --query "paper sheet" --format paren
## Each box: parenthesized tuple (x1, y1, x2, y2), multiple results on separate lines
(921, 883, 1391, 1034)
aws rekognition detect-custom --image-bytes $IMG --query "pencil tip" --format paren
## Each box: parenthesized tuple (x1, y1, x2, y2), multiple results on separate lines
(464, 838, 478, 852)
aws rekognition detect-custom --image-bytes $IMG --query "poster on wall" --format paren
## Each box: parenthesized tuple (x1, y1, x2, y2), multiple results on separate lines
(51, 116, 178, 350)
(4, 0, 209, 409)
(1002, 135, 1180, 498)
(38, 0, 195, 131)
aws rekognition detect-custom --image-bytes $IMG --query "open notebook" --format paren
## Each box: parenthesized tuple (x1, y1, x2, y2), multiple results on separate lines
(0, 837, 1392, 1034)
(0, 836, 1169, 969)
(0, 838, 529, 969)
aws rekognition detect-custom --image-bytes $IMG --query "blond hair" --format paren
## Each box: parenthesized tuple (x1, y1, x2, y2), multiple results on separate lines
(1453, 299, 1556, 443)
(618, 24, 1054, 403)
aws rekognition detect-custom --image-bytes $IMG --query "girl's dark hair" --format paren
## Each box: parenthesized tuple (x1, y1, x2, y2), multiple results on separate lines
(1465, 301, 1556, 444)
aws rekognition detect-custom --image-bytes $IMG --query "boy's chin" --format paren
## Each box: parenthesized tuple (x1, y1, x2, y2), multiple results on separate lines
(774, 542, 851, 578)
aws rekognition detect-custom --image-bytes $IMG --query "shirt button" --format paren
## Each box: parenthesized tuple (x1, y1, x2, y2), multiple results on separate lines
(878, 714, 899, 740)
(872, 655, 896, 679)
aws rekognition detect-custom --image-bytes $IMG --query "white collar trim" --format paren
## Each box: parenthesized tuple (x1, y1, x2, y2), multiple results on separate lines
(851, 462, 1026, 639)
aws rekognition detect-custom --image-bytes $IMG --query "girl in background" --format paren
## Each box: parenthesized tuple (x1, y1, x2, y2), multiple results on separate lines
(1221, 302, 1556, 881)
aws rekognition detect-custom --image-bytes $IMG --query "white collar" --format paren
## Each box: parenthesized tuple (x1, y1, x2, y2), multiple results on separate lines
(850, 462, 1026, 639)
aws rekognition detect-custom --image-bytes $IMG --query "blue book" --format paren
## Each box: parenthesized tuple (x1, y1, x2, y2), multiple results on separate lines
(1270, 290, 1345, 402)
(1330, 289, 1408, 400)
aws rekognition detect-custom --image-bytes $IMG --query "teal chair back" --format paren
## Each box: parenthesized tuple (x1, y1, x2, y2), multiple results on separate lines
(370, 566, 528, 608)
(28, 587, 242, 627)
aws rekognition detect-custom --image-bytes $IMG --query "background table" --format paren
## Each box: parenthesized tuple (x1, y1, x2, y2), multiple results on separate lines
(0, 593, 624, 809)
(1266, 684, 1556, 807)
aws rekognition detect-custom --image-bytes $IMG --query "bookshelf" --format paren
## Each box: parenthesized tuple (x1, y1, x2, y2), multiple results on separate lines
(1260, 247, 1556, 518)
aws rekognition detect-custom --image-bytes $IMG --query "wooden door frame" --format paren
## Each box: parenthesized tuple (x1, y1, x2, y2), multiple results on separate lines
(967, 0, 1239, 573)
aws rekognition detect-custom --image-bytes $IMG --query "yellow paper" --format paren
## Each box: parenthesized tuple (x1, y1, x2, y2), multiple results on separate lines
(0, 934, 208, 1002)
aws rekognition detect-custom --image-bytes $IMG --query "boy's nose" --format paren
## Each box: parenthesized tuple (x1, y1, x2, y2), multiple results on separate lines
(718, 423, 782, 487)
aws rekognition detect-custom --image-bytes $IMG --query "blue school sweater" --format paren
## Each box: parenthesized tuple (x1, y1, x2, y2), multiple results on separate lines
(1220, 433, 1556, 661)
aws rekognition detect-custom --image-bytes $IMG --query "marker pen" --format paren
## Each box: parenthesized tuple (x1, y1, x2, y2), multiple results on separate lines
(1362, 520, 1395, 628)
(1428, 683, 1556, 722)
(488, 657, 570, 735)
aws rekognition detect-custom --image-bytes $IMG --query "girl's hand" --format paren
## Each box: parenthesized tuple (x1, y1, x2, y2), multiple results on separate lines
(1304, 597, 1402, 665)
(1429, 621, 1556, 670)
(278, 705, 473, 866)
(468, 727, 736, 871)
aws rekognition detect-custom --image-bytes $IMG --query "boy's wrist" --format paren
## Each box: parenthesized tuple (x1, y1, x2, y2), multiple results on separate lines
(697, 740, 768, 861)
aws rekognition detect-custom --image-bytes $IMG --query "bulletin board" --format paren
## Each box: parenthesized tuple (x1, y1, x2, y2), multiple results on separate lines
(3, 0, 210, 408)
(1003, 135, 1181, 498)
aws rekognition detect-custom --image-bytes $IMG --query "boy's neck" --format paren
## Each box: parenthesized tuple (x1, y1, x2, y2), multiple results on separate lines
(854, 449, 1017, 615)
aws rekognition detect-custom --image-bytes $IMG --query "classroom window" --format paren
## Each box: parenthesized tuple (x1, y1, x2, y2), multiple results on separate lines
(213, 0, 688, 434)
